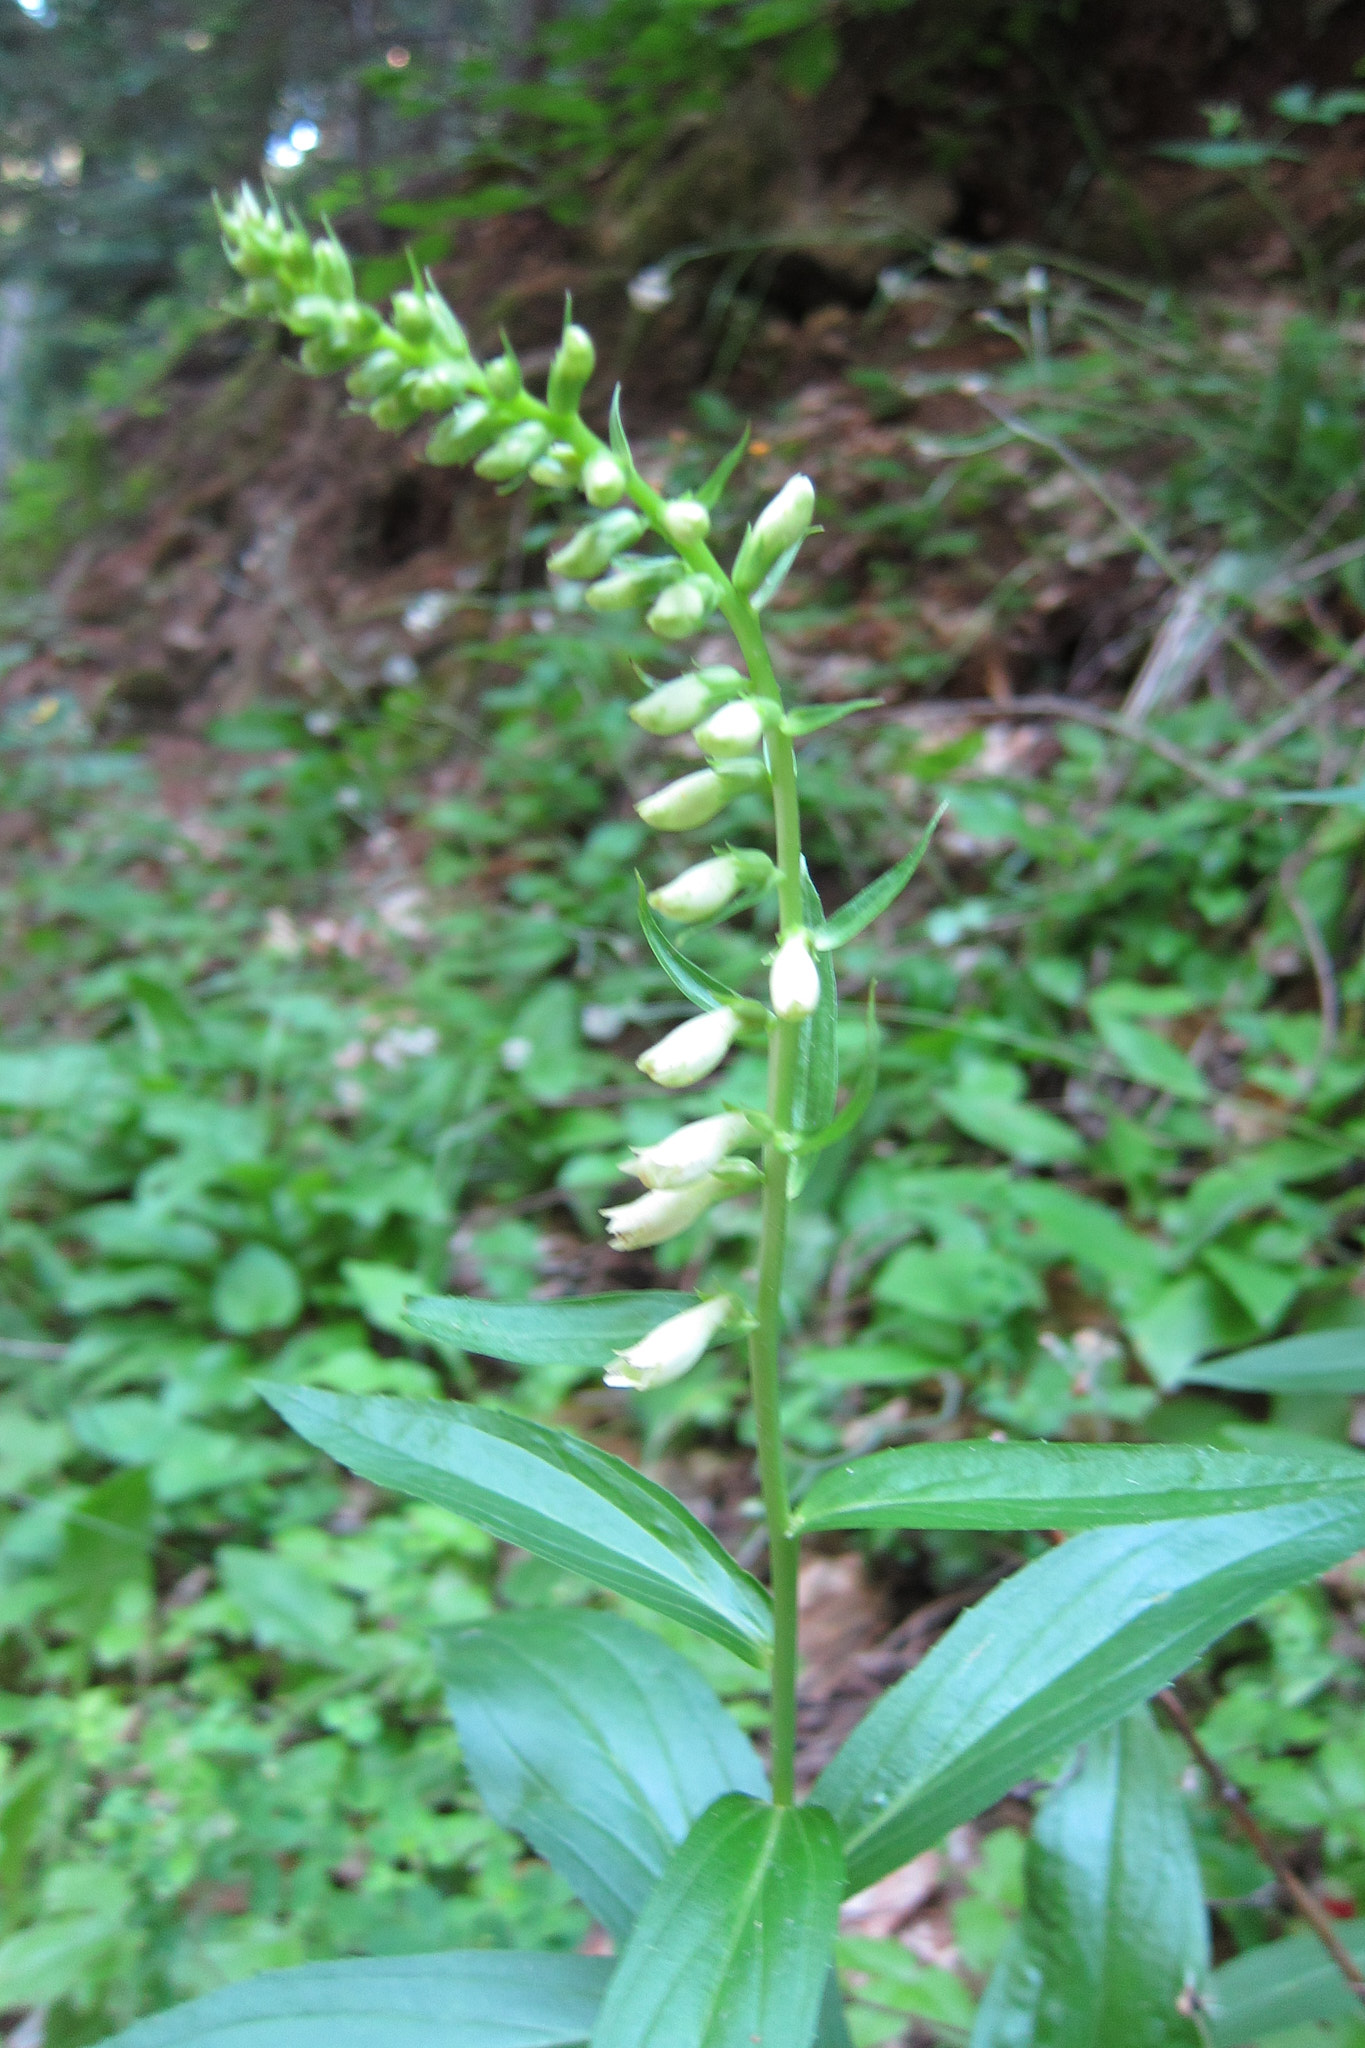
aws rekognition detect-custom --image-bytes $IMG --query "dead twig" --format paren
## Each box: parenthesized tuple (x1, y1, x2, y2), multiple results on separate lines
(1278, 849, 1341, 1083)
(1156, 1687, 1365, 2009)
(942, 695, 1247, 798)
(1229, 627, 1365, 768)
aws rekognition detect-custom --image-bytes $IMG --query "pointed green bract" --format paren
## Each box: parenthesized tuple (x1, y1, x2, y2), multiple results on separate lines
(637, 879, 748, 1013)
(813, 803, 946, 952)
(781, 699, 884, 737)
(1185, 1325, 1365, 1394)
(404, 1290, 695, 1369)
(816, 1496, 1365, 1892)
(590, 1795, 843, 2048)
(436, 1609, 767, 1943)
(971, 1709, 1207, 2048)
(1206, 1923, 1365, 2044)
(265, 1388, 771, 1664)
(795, 1438, 1365, 1533)
(89, 1952, 611, 2048)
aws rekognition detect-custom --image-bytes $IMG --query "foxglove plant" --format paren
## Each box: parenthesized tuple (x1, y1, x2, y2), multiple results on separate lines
(99, 190, 1365, 2048)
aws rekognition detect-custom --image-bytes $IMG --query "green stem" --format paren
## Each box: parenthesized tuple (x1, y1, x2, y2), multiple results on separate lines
(612, 445, 808, 1803)
(725, 592, 805, 1808)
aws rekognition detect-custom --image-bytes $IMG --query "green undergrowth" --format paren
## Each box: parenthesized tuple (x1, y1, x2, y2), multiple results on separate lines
(4, 287, 1365, 2044)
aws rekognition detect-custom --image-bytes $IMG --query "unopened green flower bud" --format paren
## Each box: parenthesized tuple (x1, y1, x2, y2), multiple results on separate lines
(582, 451, 627, 507)
(769, 929, 821, 1020)
(693, 698, 768, 758)
(391, 289, 435, 343)
(732, 473, 816, 593)
(662, 499, 711, 547)
(332, 302, 381, 351)
(603, 1293, 738, 1387)
(584, 557, 682, 613)
(484, 350, 522, 401)
(528, 456, 577, 489)
(636, 759, 765, 832)
(636, 1005, 741, 1088)
(425, 398, 496, 466)
(242, 277, 282, 313)
(285, 292, 338, 336)
(646, 574, 719, 640)
(600, 1175, 726, 1251)
(475, 421, 552, 480)
(547, 323, 596, 414)
(300, 332, 358, 375)
(311, 238, 354, 299)
(627, 1112, 755, 1189)
(371, 390, 422, 431)
(410, 363, 475, 410)
(278, 228, 313, 279)
(548, 511, 647, 580)
(347, 348, 406, 400)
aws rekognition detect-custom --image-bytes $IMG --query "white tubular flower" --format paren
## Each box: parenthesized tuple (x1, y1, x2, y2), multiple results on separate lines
(629, 674, 713, 735)
(647, 849, 775, 924)
(637, 1005, 740, 1087)
(600, 1175, 725, 1250)
(769, 930, 821, 1020)
(646, 574, 718, 640)
(603, 1294, 737, 1389)
(628, 1111, 755, 1188)
(693, 698, 766, 758)
(636, 767, 731, 831)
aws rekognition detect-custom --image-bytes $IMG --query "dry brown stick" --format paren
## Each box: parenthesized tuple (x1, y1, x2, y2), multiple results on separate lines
(1229, 627, 1365, 767)
(937, 695, 1247, 798)
(1279, 849, 1341, 1081)
(1156, 1687, 1365, 2006)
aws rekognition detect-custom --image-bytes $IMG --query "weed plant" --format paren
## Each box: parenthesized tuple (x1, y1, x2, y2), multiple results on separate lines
(5, 205, 1365, 2046)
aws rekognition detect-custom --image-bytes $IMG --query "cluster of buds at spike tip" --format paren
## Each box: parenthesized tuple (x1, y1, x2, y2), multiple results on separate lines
(629, 665, 745, 736)
(636, 758, 766, 833)
(626, 1111, 756, 1188)
(636, 1005, 741, 1088)
(769, 929, 822, 1020)
(731, 474, 816, 595)
(603, 1293, 740, 1390)
(647, 849, 777, 924)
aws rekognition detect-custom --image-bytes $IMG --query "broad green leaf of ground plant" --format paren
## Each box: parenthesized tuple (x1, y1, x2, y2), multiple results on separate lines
(589, 1794, 843, 2048)
(1185, 1326, 1365, 1395)
(1206, 1923, 1365, 2043)
(405, 1291, 695, 1370)
(90, 1952, 613, 2048)
(266, 1388, 772, 1663)
(935, 1055, 1084, 1167)
(794, 1438, 1365, 1532)
(815, 1495, 1365, 1892)
(971, 1708, 1207, 2048)
(435, 1609, 767, 1942)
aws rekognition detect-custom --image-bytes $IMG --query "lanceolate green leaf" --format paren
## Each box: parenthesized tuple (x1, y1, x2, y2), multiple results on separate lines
(780, 699, 884, 738)
(90, 1952, 612, 2048)
(1206, 1924, 1365, 2044)
(813, 804, 946, 953)
(435, 1610, 767, 1942)
(815, 1496, 1365, 1892)
(265, 1389, 771, 1665)
(637, 879, 747, 1013)
(404, 1291, 695, 1370)
(590, 1795, 843, 2048)
(784, 989, 878, 1160)
(795, 1438, 1365, 1534)
(1186, 1326, 1365, 1395)
(971, 1709, 1207, 2048)
(791, 866, 838, 1170)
